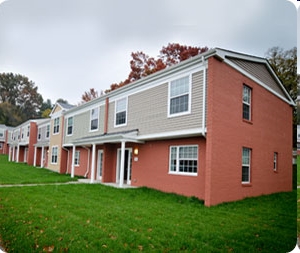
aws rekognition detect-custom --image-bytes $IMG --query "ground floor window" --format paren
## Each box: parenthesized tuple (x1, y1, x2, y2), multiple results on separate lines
(273, 152, 278, 171)
(169, 145, 198, 175)
(51, 146, 58, 164)
(75, 150, 80, 166)
(242, 147, 251, 183)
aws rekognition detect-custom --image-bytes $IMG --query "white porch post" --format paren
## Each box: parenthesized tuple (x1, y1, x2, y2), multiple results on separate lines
(41, 146, 45, 168)
(71, 144, 76, 178)
(119, 141, 126, 187)
(12, 146, 15, 161)
(33, 146, 37, 167)
(90, 143, 96, 183)
(16, 144, 20, 162)
(8, 146, 11, 161)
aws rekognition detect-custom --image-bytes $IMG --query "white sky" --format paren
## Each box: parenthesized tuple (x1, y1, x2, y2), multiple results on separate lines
(0, 0, 298, 105)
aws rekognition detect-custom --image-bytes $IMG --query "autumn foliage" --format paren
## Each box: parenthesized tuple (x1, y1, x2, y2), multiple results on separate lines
(106, 43, 208, 92)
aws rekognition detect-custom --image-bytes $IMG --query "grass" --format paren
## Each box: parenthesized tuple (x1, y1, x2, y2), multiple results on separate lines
(0, 155, 297, 252)
(0, 155, 78, 185)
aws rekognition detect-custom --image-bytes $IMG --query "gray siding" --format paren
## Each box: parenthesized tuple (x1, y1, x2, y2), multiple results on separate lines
(107, 70, 204, 136)
(64, 105, 105, 144)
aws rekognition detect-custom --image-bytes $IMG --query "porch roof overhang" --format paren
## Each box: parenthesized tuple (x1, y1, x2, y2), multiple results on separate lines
(34, 141, 50, 148)
(68, 129, 144, 147)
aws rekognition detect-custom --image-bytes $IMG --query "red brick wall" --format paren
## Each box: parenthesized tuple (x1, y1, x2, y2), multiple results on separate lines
(131, 137, 206, 200)
(27, 122, 37, 165)
(205, 57, 293, 206)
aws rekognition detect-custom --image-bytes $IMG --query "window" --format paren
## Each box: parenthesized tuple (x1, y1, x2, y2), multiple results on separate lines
(38, 128, 41, 140)
(67, 117, 73, 135)
(46, 125, 50, 139)
(169, 145, 198, 175)
(75, 150, 80, 166)
(90, 108, 99, 131)
(27, 126, 30, 137)
(53, 118, 60, 134)
(115, 97, 127, 126)
(0, 130, 4, 138)
(51, 146, 58, 164)
(242, 147, 251, 183)
(169, 76, 190, 116)
(243, 85, 251, 120)
(273, 152, 278, 171)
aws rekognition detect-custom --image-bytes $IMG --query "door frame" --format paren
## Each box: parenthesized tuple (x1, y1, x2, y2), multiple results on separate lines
(97, 149, 104, 181)
(116, 148, 132, 185)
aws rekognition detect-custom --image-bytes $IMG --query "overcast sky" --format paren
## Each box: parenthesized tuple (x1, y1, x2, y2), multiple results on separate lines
(0, 0, 298, 105)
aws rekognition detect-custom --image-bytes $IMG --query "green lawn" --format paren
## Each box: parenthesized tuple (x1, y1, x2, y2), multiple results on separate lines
(0, 155, 297, 252)
(0, 155, 78, 185)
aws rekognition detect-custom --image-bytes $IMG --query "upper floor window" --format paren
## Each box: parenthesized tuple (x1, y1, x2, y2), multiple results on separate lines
(169, 145, 198, 175)
(115, 97, 127, 126)
(53, 117, 60, 134)
(27, 126, 30, 137)
(90, 108, 99, 131)
(243, 85, 252, 121)
(46, 125, 50, 139)
(0, 130, 4, 138)
(38, 127, 41, 140)
(242, 147, 251, 183)
(169, 76, 190, 116)
(67, 117, 73, 135)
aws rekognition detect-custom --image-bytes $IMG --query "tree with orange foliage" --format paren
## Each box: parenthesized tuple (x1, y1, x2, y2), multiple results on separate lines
(105, 43, 209, 93)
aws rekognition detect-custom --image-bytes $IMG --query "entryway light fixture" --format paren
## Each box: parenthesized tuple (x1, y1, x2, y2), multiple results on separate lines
(133, 147, 139, 156)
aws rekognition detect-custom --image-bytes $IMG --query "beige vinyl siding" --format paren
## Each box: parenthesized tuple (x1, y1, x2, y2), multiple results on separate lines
(64, 105, 105, 144)
(107, 70, 204, 136)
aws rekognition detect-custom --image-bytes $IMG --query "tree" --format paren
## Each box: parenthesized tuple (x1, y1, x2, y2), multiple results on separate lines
(265, 47, 298, 101)
(265, 46, 299, 147)
(106, 43, 209, 92)
(0, 102, 22, 126)
(0, 73, 44, 125)
(160, 43, 208, 67)
(81, 88, 100, 103)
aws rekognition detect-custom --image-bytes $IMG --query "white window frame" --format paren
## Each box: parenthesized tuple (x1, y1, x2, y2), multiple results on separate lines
(273, 152, 278, 172)
(74, 150, 80, 166)
(243, 85, 252, 121)
(0, 129, 4, 138)
(114, 97, 128, 127)
(168, 75, 191, 117)
(46, 125, 50, 139)
(53, 117, 60, 134)
(51, 146, 58, 164)
(90, 107, 99, 131)
(242, 147, 251, 183)
(27, 126, 30, 137)
(169, 145, 198, 176)
(37, 127, 42, 140)
(67, 117, 74, 136)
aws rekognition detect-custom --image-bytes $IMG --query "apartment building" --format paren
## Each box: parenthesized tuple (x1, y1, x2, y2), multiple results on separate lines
(4, 48, 295, 206)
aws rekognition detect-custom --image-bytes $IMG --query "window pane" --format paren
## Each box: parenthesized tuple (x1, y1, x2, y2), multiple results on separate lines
(243, 104, 250, 120)
(170, 76, 189, 97)
(170, 94, 189, 114)
(116, 111, 126, 125)
(91, 119, 98, 130)
(242, 148, 250, 165)
(116, 98, 127, 112)
(242, 166, 249, 182)
(243, 86, 251, 103)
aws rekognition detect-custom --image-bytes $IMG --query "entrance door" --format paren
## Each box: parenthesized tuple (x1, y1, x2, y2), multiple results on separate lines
(116, 148, 132, 185)
(97, 150, 103, 181)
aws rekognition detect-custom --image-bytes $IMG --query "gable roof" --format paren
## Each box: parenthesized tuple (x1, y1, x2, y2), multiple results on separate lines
(50, 102, 75, 116)
(212, 48, 295, 106)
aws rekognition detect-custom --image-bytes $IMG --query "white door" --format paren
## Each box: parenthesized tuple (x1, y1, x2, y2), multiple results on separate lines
(97, 150, 103, 181)
(116, 148, 132, 185)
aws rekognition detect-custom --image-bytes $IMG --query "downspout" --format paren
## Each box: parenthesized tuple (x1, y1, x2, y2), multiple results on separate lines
(202, 56, 207, 138)
(104, 97, 109, 134)
(83, 146, 90, 178)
